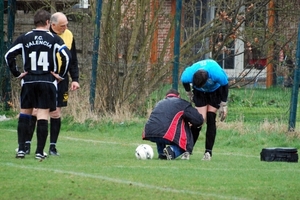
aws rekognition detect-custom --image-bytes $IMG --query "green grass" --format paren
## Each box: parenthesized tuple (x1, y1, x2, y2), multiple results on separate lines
(224, 86, 293, 122)
(1, 86, 300, 199)
(0, 118, 300, 200)
(152, 85, 294, 123)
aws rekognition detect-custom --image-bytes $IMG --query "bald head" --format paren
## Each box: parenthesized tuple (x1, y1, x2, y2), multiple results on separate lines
(50, 12, 68, 35)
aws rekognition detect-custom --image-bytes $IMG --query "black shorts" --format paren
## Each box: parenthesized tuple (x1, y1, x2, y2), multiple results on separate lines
(57, 75, 69, 107)
(21, 81, 57, 111)
(192, 88, 222, 109)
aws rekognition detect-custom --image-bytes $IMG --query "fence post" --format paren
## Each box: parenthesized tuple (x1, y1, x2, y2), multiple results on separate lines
(3, 0, 16, 110)
(172, 0, 182, 90)
(89, 0, 103, 111)
(288, 21, 300, 131)
(0, 0, 4, 103)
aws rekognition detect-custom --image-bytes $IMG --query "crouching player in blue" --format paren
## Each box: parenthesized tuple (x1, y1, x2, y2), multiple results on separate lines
(142, 89, 204, 160)
(181, 59, 229, 161)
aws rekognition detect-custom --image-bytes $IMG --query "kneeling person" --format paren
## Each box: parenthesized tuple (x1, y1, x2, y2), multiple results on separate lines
(142, 89, 203, 160)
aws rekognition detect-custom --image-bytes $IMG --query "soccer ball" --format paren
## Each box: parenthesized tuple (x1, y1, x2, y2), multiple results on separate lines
(135, 144, 154, 160)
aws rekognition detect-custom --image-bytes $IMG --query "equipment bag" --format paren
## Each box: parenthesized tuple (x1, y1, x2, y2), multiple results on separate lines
(260, 147, 298, 163)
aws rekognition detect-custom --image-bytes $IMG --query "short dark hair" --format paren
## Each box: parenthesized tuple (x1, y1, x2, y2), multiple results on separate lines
(34, 9, 51, 27)
(193, 70, 208, 88)
(166, 88, 180, 96)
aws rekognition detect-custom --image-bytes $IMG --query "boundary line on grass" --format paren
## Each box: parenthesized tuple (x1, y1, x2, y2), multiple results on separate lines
(63, 136, 120, 144)
(62, 136, 260, 158)
(0, 129, 16, 133)
(3, 162, 248, 200)
(0, 129, 263, 159)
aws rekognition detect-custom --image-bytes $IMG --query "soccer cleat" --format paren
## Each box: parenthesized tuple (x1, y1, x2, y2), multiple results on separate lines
(163, 146, 175, 160)
(181, 152, 190, 160)
(16, 151, 25, 159)
(16, 146, 30, 155)
(35, 153, 46, 160)
(158, 154, 167, 160)
(49, 148, 60, 156)
(202, 152, 211, 161)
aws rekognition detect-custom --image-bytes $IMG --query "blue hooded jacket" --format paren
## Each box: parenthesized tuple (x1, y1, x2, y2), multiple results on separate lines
(181, 59, 228, 92)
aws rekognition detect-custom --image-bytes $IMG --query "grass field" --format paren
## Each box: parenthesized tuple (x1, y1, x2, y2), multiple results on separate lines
(1, 86, 300, 199)
(0, 117, 300, 200)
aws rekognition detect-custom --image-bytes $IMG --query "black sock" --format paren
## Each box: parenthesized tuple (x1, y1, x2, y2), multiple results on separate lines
(191, 126, 202, 146)
(26, 115, 37, 143)
(36, 119, 48, 154)
(50, 118, 61, 149)
(17, 114, 31, 151)
(205, 112, 217, 156)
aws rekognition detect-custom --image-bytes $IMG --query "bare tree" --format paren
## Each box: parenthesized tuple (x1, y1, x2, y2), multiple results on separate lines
(180, 0, 299, 88)
(6, 0, 300, 119)
(89, 0, 300, 115)
(92, 0, 174, 115)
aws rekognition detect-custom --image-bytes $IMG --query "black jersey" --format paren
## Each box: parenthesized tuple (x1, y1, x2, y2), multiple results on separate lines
(5, 29, 70, 79)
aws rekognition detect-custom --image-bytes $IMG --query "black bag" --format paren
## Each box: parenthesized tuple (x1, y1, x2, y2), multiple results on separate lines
(260, 147, 298, 163)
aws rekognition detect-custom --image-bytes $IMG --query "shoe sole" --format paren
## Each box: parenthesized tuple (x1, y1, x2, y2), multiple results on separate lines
(201, 154, 211, 161)
(35, 154, 46, 160)
(49, 152, 60, 156)
(16, 155, 25, 159)
(181, 155, 190, 160)
(15, 148, 30, 155)
(16, 151, 25, 159)
(163, 148, 173, 160)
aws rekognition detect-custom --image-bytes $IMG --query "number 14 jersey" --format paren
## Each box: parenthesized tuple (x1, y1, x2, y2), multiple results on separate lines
(5, 29, 70, 79)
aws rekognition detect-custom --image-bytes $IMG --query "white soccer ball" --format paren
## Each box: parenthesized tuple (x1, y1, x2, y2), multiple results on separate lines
(135, 144, 154, 160)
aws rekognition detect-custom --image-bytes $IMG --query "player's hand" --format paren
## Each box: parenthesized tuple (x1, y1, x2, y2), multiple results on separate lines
(51, 71, 64, 82)
(186, 91, 193, 103)
(70, 81, 80, 91)
(17, 72, 28, 79)
(218, 101, 227, 121)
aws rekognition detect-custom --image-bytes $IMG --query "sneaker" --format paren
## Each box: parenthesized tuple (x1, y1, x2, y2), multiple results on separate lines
(16, 151, 25, 159)
(16, 146, 30, 155)
(163, 146, 175, 160)
(181, 152, 190, 160)
(49, 148, 60, 156)
(202, 152, 211, 161)
(158, 154, 167, 160)
(35, 153, 46, 160)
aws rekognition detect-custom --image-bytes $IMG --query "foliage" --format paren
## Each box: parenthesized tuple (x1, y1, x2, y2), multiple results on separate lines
(89, 0, 300, 115)
(91, 0, 174, 115)
(181, 0, 299, 87)
(3, 0, 300, 120)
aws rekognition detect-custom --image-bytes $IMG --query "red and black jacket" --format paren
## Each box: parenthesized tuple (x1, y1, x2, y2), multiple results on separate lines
(142, 96, 203, 152)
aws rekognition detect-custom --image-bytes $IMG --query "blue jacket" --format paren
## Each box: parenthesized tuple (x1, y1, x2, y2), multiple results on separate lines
(181, 59, 228, 92)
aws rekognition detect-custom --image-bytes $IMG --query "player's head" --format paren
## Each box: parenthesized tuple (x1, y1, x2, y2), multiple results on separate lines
(34, 9, 51, 28)
(193, 70, 208, 88)
(50, 12, 68, 35)
(165, 88, 180, 98)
